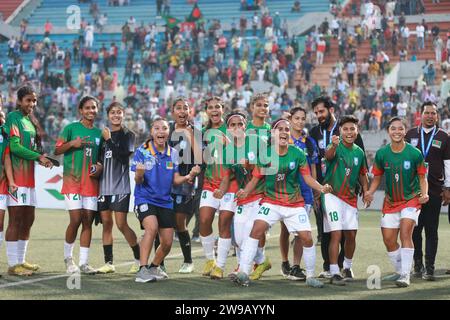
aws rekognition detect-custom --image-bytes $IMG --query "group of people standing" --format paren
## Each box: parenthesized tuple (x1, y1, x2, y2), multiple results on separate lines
(0, 86, 448, 290)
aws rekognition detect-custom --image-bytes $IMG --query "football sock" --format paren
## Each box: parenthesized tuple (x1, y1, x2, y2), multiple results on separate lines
(200, 233, 215, 260)
(216, 237, 232, 269)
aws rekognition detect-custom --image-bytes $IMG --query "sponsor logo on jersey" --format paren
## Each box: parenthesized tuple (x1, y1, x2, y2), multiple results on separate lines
(411, 138, 419, 147)
(289, 161, 296, 170)
(432, 139, 442, 148)
(354, 157, 359, 166)
(404, 161, 411, 170)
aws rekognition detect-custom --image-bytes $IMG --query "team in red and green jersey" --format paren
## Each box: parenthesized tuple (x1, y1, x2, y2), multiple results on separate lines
(324, 142, 368, 208)
(372, 143, 426, 213)
(56, 122, 102, 197)
(254, 145, 311, 207)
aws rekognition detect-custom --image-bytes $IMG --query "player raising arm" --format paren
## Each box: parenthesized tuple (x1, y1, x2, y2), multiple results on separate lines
(96, 102, 140, 275)
(232, 118, 332, 287)
(365, 117, 429, 288)
(322, 115, 369, 285)
(132, 117, 200, 283)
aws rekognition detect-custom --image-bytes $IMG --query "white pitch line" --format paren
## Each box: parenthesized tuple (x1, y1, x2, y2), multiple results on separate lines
(0, 233, 284, 289)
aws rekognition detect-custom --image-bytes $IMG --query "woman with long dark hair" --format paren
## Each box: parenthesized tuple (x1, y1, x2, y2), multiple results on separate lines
(96, 102, 140, 274)
(55, 95, 103, 275)
(4, 85, 53, 276)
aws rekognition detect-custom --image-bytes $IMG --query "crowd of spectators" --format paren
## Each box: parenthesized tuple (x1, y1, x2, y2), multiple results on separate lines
(0, 0, 449, 155)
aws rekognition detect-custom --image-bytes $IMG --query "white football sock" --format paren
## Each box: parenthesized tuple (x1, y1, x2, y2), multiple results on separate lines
(79, 247, 90, 266)
(17, 240, 28, 264)
(235, 247, 241, 265)
(239, 237, 259, 275)
(216, 237, 232, 269)
(200, 233, 215, 260)
(343, 257, 353, 270)
(64, 241, 75, 259)
(330, 264, 340, 275)
(254, 247, 265, 265)
(401, 248, 414, 276)
(387, 247, 402, 274)
(6, 241, 18, 267)
(303, 245, 316, 278)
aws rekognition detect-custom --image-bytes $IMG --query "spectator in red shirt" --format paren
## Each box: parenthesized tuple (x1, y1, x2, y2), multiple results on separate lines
(44, 19, 53, 36)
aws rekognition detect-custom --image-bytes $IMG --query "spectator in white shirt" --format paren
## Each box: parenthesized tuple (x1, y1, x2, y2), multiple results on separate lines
(416, 23, 425, 50)
(397, 99, 408, 118)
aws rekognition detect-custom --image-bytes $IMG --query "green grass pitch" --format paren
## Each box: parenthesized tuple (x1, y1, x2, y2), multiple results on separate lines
(1, 209, 450, 300)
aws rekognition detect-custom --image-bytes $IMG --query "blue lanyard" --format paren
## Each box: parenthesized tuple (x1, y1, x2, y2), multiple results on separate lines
(322, 121, 338, 149)
(420, 126, 437, 160)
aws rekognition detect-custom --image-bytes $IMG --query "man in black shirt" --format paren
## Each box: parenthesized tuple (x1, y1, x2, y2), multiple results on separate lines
(405, 101, 450, 280)
(309, 96, 365, 278)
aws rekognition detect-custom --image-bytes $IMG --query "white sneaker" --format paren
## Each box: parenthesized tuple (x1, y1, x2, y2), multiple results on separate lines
(64, 257, 79, 274)
(318, 271, 332, 279)
(178, 263, 194, 274)
(395, 274, 410, 287)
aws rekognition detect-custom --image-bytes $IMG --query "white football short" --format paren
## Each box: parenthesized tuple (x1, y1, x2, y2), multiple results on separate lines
(64, 194, 98, 211)
(381, 207, 420, 229)
(8, 187, 36, 207)
(199, 190, 237, 213)
(323, 193, 359, 232)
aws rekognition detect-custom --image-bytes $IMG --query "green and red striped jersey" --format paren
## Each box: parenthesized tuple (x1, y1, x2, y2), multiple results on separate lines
(372, 143, 427, 213)
(0, 127, 9, 194)
(324, 142, 368, 208)
(4, 111, 40, 187)
(254, 145, 310, 207)
(56, 122, 102, 196)
(225, 135, 266, 205)
(202, 123, 238, 192)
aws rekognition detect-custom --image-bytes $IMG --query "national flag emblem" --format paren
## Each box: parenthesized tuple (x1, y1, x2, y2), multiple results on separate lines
(187, 3, 203, 22)
(404, 161, 411, 170)
(164, 15, 181, 29)
(289, 161, 296, 170)
(432, 139, 442, 148)
(354, 157, 359, 166)
(166, 161, 174, 170)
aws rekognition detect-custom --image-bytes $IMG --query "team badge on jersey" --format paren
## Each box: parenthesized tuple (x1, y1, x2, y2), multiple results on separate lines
(404, 161, 411, 170)
(0, 136, 3, 143)
(289, 161, 296, 170)
(411, 138, 419, 147)
(248, 151, 256, 161)
(166, 161, 174, 170)
(432, 139, 442, 148)
(95, 138, 100, 145)
(354, 157, 359, 166)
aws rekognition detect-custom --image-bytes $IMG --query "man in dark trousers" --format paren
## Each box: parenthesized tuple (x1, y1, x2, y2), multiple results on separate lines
(309, 96, 365, 278)
(405, 101, 450, 280)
